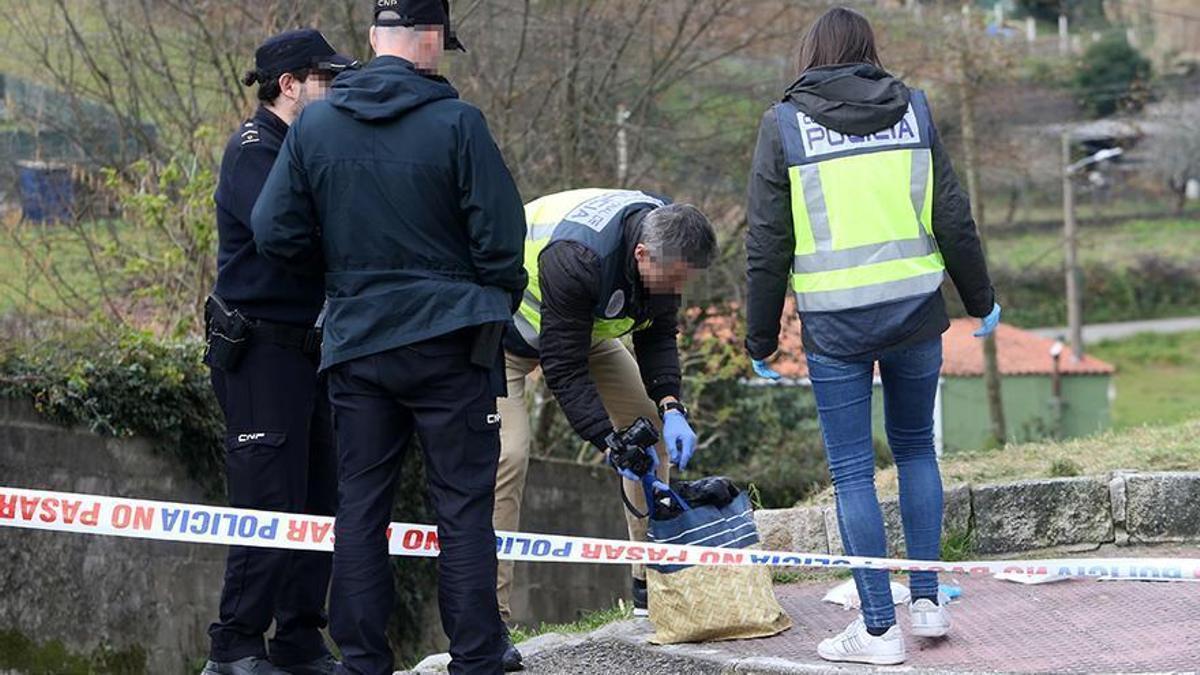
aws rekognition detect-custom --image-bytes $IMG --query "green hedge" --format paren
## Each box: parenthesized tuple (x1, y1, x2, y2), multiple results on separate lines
(0, 332, 225, 494)
(946, 256, 1200, 327)
(0, 331, 436, 667)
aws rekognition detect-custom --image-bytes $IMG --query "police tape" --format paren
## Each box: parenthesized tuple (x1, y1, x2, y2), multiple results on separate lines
(3, 486, 1199, 582)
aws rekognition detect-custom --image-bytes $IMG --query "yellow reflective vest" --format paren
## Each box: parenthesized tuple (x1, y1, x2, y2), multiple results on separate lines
(512, 189, 666, 349)
(774, 90, 945, 312)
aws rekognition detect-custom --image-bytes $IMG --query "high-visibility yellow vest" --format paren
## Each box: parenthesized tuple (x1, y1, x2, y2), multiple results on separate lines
(774, 90, 945, 312)
(512, 189, 666, 350)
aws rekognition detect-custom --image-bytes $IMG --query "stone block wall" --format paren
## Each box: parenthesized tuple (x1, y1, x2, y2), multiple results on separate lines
(754, 473, 1200, 558)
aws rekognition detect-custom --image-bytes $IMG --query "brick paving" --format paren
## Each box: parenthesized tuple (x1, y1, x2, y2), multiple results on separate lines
(716, 550, 1200, 672)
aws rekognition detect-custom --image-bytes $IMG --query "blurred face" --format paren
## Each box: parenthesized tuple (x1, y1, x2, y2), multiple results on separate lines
(369, 24, 444, 74)
(634, 243, 698, 295)
(291, 71, 334, 110)
(410, 25, 445, 73)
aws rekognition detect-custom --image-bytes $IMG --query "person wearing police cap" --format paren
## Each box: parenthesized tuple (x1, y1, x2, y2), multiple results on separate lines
(251, 1, 524, 674)
(201, 28, 356, 675)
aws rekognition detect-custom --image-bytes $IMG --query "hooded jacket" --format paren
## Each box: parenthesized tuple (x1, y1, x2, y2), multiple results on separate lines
(745, 64, 995, 360)
(252, 56, 527, 370)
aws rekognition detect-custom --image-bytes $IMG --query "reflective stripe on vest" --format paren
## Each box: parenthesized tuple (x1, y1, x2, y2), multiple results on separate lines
(513, 290, 543, 349)
(779, 93, 946, 313)
(515, 189, 663, 349)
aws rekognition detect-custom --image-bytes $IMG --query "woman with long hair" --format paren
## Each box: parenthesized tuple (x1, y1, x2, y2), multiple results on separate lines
(744, 6, 1001, 665)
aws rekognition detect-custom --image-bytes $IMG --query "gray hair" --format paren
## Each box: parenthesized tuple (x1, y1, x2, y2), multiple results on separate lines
(639, 203, 717, 268)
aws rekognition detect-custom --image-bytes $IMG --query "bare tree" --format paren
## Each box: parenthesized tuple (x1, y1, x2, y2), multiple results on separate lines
(0, 1, 382, 337)
(1148, 100, 1200, 214)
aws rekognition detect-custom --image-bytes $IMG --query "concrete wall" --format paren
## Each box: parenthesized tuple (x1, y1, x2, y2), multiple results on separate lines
(0, 398, 225, 674)
(766, 373, 1111, 456)
(940, 375, 1111, 452)
(508, 458, 632, 627)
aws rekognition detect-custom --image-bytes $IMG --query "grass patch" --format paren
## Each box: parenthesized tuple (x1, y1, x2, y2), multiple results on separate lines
(1091, 331, 1200, 429)
(0, 218, 110, 313)
(803, 419, 1200, 505)
(940, 529, 975, 563)
(508, 604, 634, 645)
(981, 199, 1200, 233)
(1048, 458, 1083, 478)
(988, 218, 1200, 271)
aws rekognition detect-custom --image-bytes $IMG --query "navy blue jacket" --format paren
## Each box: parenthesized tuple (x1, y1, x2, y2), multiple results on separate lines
(251, 57, 527, 370)
(213, 107, 324, 325)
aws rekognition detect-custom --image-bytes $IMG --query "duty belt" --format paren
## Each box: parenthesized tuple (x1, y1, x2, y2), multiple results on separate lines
(248, 320, 322, 355)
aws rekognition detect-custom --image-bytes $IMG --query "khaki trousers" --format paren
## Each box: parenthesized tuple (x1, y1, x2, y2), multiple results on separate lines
(493, 338, 669, 624)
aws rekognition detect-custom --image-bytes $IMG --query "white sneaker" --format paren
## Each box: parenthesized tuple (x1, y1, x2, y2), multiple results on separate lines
(909, 597, 951, 638)
(817, 616, 906, 665)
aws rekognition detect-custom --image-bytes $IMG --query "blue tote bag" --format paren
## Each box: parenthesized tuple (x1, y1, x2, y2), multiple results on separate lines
(643, 478, 792, 644)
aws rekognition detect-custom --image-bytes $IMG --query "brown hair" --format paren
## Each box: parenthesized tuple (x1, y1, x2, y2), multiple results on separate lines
(796, 7, 882, 74)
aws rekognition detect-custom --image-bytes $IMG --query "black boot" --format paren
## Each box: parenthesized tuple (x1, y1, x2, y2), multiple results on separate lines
(502, 626, 525, 672)
(277, 654, 338, 675)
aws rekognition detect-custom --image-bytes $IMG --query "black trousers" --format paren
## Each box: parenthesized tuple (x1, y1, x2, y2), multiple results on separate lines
(208, 340, 338, 665)
(327, 331, 504, 675)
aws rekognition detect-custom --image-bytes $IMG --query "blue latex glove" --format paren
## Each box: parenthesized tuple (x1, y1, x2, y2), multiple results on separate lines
(663, 410, 697, 471)
(608, 444, 659, 483)
(973, 302, 1002, 338)
(751, 358, 782, 380)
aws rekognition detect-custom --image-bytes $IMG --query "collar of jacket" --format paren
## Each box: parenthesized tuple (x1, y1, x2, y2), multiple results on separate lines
(366, 54, 454, 85)
(621, 206, 651, 312)
(252, 105, 290, 138)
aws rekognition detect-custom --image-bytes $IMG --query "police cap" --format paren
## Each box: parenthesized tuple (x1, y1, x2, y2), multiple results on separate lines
(252, 29, 357, 83)
(373, 0, 467, 52)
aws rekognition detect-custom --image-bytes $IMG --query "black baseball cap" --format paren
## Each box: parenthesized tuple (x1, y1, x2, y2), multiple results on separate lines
(373, 0, 467, 52)
(253, 29, 358, 81)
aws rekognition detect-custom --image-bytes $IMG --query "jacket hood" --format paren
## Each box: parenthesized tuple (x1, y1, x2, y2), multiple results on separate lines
(328, 56, 458, 121)
(784, 63, 910, 136)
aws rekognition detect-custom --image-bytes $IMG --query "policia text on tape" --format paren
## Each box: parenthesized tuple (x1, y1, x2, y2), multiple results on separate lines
(2, 487, 1198, 583)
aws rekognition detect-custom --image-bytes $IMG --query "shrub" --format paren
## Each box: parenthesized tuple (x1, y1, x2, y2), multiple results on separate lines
(1073, 34, 1153, 118)
(679, 333, 829, 509)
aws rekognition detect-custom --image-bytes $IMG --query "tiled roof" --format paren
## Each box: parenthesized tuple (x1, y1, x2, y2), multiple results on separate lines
(692, 307, 1115, 380)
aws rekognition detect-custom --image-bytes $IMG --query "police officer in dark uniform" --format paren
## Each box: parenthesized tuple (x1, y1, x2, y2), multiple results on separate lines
(251, 2, 526, 673)
(202, 29, 356, 675)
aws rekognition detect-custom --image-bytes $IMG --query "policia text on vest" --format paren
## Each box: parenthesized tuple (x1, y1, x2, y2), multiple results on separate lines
(775, 92, 944, 313)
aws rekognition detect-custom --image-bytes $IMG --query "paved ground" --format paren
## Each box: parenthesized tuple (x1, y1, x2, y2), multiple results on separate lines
(409, 546, 1200, 674)
(1031, 316, 1200, 344)
(715, 571, 1200, 672)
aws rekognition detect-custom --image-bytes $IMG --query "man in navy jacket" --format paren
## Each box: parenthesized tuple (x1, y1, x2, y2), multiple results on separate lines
(252, 2, 526, 673)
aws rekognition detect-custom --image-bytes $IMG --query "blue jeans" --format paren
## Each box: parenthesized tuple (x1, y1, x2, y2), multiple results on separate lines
(806, 338, 944, 630)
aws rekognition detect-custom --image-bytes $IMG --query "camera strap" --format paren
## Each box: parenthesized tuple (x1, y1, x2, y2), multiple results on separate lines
(618, 472, 690, 520)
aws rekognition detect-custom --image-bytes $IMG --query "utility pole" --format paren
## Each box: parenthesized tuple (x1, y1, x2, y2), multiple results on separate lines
(959, 3, 1007, 447)
(1058, 13, 1070, 56)
(1062, 132, 1084, 362)
(616, 103, 631, 187)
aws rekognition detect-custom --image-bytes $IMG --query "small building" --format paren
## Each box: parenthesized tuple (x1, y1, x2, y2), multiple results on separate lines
(696, 313, 1114, 454)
